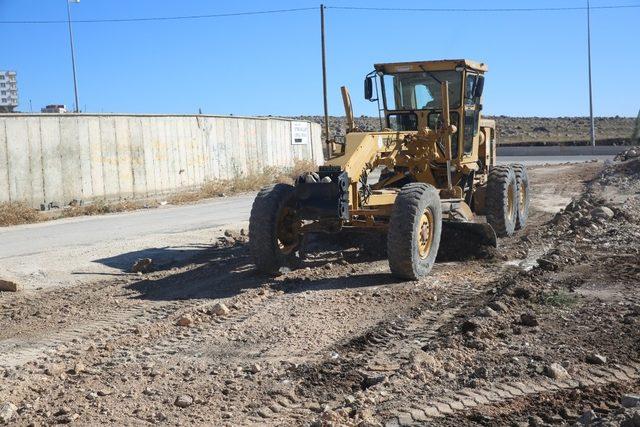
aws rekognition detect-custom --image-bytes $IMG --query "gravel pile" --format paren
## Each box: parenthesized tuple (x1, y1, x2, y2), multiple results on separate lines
(615, 146, 640, 161)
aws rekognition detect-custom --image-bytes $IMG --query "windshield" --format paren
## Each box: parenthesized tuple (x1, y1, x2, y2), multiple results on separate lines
(382, 70, 462, 111)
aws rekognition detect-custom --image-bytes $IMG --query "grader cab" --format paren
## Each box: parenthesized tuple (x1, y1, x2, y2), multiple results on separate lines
(249, 59, 530, 280)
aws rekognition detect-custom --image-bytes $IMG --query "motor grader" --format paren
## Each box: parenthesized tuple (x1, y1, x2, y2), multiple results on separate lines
(249, 59, 530, 279)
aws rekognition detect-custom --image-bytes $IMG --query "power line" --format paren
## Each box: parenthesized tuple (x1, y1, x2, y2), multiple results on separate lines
(327, 4, 640, 12)
(0, 7, 316, 24)
(2, 3, 638, 25)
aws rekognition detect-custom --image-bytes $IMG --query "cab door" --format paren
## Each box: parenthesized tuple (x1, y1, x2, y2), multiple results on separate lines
(462, 73, 484, 163)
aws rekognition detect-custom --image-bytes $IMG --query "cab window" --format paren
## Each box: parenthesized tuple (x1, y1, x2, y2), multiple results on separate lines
(427, 112, 461, 158)
(463, 74, 483, 155)
(388, 113, 418, 131)
(465, 74, 476, 106)
(413, 84, 433, 110)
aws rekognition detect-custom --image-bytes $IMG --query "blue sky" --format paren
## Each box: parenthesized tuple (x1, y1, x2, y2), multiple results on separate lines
(1, 0, 638, 117)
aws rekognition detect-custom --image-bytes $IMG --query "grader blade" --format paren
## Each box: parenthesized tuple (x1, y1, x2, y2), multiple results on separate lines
(442, 221, 497, 248)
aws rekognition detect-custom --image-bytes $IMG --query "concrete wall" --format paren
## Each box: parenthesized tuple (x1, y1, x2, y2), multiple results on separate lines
(0, 114, 323, 207)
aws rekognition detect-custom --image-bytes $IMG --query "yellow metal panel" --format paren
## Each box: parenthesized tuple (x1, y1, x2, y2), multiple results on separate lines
(325, 132, 395, 178)
(366, 191, 398, 207)
(375, 59, 488, 74)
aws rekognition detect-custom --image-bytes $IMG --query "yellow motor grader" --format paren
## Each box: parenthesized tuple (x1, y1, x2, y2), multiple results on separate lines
(249, 59, 530, 279)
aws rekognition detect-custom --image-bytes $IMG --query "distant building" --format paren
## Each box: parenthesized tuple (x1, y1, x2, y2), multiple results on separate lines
(0, 71, 18, 112)
(41, 104, 68, 114)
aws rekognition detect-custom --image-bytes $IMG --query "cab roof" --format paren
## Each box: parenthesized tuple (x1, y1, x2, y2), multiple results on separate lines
(374, 59, 488, 74)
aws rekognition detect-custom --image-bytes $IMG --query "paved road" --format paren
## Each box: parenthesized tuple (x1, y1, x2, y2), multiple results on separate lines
(0, 194, 254, 290)
(0, 194, 254, 261)
(1, 155, 611, 291)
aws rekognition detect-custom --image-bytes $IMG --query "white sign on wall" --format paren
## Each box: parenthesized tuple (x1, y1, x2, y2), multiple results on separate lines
(291, 121, 310, 145)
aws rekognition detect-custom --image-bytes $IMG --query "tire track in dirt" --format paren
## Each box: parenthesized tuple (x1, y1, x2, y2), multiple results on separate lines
(136, 261, 419, 366)
(378, 162, 639, 426)
(0, 249, 260, 369)
(0, 302, 178, 369)
(385, 360, 640, 425)
(252, 278, 496, 422)
(251, 162, 605, 423)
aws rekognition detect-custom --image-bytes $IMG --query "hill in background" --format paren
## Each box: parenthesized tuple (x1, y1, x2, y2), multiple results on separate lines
(294, 115, 636, 146)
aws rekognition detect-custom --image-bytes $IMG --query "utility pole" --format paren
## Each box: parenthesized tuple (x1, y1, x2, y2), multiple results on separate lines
(320, 4, 330, 144)
(633, 109, 640, 144)
(66, 0, 80, 113)
(586, 0, 595, 147)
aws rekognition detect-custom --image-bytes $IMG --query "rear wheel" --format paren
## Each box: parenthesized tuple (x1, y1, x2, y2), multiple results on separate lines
(249, 184, 302, 274)
(387, 183, 442, 280)
(486, 165, 519, 237)
(512, 163, 530, 230)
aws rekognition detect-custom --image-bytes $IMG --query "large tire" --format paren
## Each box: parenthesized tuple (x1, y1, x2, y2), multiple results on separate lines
(486, 165, 519, 237)
(387, 183, 442, 280)
(512, 163, 530, 230)
(249, 184, 302, 274)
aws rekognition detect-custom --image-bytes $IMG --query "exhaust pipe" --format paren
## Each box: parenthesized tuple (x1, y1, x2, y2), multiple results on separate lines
(341, 86, 355, 133)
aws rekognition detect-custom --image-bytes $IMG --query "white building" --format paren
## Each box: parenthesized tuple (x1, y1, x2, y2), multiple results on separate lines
(0, 71, 18, 112)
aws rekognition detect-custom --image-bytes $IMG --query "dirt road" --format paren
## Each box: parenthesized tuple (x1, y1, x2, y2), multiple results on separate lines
(0, 157, 611, 292)
(1, 160, 639, 426)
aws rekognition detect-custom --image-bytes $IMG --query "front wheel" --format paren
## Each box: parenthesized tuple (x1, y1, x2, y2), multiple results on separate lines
(387, 183, 443, 280)
(512, 163, 530, 230)
(249, 184, 302, 274)
(486, 165, 519, 237)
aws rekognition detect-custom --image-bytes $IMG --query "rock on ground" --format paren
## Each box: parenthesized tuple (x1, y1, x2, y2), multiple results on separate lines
(0, 402, 17, 423)
(590, 206, 614, 220)
(622, 394, 640, 408)
(174, 395, 193, 408)
(131, 258, 153, 274)
(0, 279, 21, 292)
(544, 363, 570, 380)
(210, 303, 230, 316)
(521, 313, 539, 327)
(586, 353, 607, 365)
(176, 315, 194, 327)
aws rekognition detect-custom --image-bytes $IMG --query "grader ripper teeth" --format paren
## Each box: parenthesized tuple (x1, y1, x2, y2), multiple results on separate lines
(249, 59, 531, 280)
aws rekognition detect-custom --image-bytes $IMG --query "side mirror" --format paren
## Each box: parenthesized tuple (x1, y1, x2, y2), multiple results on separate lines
(474, 77, 485, 99)
(364, 77, 374, 101)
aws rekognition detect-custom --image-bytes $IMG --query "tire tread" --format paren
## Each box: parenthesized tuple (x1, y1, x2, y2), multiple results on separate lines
(249, 183, 298, 273)
(387, 183, 442, 280)
(486, 165, 518, 237)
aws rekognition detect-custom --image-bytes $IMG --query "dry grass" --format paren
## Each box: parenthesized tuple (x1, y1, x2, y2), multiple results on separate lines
(167, 159, 316, 204)
(0, 202, 41, 227)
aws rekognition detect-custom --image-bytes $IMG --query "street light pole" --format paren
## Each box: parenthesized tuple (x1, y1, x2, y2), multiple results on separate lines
(66, 0, 80, 113)
(320, 4, 330, 145)
(586, 0, 595, 147)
